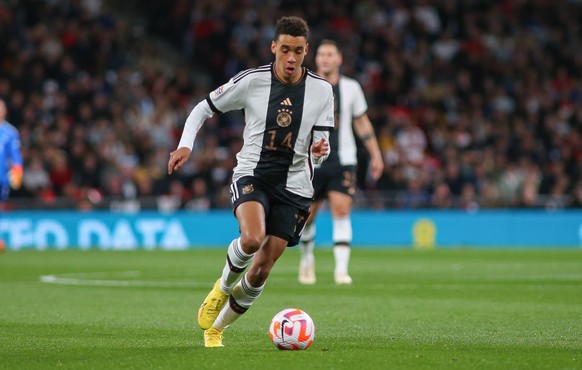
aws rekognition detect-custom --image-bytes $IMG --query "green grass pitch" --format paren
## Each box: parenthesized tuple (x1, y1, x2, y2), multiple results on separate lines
(0, 248, 581, 370)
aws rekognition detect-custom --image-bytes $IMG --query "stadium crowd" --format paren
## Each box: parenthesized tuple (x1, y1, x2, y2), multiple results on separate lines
(1, 0, 581, 211)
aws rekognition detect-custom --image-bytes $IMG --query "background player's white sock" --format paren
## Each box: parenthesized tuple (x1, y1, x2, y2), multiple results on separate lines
(333, 244, 351, 275)
(299, 223, 315, 264)
(220, 237, 254, 294)
(332, 216, 352, 276)
(213, 273, 264, 331)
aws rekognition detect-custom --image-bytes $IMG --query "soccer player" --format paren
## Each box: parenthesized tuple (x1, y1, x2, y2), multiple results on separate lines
(168, 16, 334, 348)
(298, 40, 384, 285)
(0, 98, 23, 250)
(0, 98, 23, 205)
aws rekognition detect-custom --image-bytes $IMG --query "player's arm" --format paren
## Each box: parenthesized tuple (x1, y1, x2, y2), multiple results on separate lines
(311, 131, 330, 163)
(168, 99, 215, 174)
(353, 113, 384, 180)
(9, 131, 23, 189)
(169, 76, 246, 174)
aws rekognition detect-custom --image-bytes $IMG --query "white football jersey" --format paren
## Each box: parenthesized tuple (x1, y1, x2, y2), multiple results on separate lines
(178, 64, 334, 198)
(326, 75, 368, 166)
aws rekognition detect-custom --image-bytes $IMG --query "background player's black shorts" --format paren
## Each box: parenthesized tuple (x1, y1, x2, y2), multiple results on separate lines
(312, 163, 357, 201)
(230, 176, 311, 247)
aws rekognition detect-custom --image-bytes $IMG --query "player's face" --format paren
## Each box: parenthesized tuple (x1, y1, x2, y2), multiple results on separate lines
(271, 35, 309, 84)
(315, 44, 342, 76)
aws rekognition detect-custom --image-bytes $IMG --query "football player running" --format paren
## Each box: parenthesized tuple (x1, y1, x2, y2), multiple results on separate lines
(169, 16, 334, 347)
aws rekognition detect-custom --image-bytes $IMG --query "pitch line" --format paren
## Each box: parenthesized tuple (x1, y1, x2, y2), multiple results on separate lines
(39, 271, 209, 288)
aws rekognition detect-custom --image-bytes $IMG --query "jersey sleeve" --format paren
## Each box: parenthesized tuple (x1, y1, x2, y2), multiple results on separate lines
(351, 80, 368, 118)
(177, 99, 215, 150)
(312, 85, 335, 164)
(313, 84, 335, 133)
(177, 74, 249, 150)
(206, 76, 247, 114)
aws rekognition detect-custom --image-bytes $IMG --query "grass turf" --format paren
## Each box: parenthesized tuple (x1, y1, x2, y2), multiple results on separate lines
(0, 248, 581, 370)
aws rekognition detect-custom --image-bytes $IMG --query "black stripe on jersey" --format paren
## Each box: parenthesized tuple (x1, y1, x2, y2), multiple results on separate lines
(232, 65, 271, 84)
(328, 83, 341, 162)
(254, 71, 306, 184)
(206, 96, 222, 114)
(313, 126, 334, 132)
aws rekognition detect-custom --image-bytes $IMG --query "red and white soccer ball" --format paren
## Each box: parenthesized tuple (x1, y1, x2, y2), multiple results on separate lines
(269, 308, 315, 350)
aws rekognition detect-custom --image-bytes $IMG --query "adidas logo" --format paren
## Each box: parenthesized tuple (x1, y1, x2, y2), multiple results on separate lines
(280, 98, 292, 106)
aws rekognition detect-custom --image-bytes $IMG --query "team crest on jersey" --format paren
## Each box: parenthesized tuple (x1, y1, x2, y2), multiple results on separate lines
(277, 108, 292, 127)
(242, 184, 254, 195)
(212, 85, 225, 98)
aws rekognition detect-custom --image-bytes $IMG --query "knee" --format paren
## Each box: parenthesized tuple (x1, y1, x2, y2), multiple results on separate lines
(331, 202, 351, 217)
(239, 232, 264, 254)
(334, 209, 350, 218)
(330, 195, 352, 217)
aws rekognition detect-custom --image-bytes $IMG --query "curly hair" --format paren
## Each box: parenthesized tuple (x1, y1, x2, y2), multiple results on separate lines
(274, 16, 309, 40)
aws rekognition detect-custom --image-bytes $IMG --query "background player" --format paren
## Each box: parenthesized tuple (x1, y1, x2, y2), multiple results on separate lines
(0, 98, 23, 250)
(298, 40, 384, 285)
(168, 16, 334, 347)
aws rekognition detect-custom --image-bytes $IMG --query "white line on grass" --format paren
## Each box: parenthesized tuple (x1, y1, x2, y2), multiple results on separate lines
(37, 273, 309, 288)
(39, 271, 210, 288)
(39, 271, 582, 290)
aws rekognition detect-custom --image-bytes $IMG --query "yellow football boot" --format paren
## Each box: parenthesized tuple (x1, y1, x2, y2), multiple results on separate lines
(198, 279, 228, 330)
(203, 327, 224, 348)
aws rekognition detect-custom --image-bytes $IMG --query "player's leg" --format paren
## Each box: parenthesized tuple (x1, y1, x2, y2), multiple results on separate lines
(298, 168, 326, 284)
(298, 200, 321, 284)
(219, 199, 267, 293)
(199, 177, 267, 335)
(211, 235, 287, 333)
(197, 200, 265, 331)
(208, 202, 306, 347)
(202, 200, 267, 347)
(328, 190, 353, 284)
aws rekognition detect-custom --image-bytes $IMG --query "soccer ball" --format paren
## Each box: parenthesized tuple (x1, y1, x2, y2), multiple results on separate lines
(269, 308, 315, 350)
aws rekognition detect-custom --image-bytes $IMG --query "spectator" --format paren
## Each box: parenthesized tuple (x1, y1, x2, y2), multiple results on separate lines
(0, 0, 581, 210)
(185, 177, 212, 211)
(22, 154, 50, 196)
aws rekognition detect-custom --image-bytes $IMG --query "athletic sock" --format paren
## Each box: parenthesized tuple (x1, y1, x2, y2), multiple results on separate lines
(220, 237, 254, 294)
(332, 216, 352, 275)
(299, 224, 315, 264)
(333, 244, 351, 276)
(213, 273, 264, 331)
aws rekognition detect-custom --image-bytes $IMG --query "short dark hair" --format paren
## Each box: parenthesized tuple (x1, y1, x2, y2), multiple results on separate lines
(274, 16, 309, 40)
(318, 39, 341, 54)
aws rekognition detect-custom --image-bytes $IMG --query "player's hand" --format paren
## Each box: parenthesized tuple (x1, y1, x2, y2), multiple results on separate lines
(168, 147, 191, 175)
(369, 155, 384, 181)
(9, 165, 23, 189)
(311, 139, 329, 159)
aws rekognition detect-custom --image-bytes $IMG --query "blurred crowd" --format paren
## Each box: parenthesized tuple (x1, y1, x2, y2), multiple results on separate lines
(1, 0, 581, 211)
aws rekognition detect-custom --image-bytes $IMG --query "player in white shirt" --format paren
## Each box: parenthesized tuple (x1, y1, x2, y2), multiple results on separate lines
(298, 40, 384, 285)
(168, 16, 334, 348)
